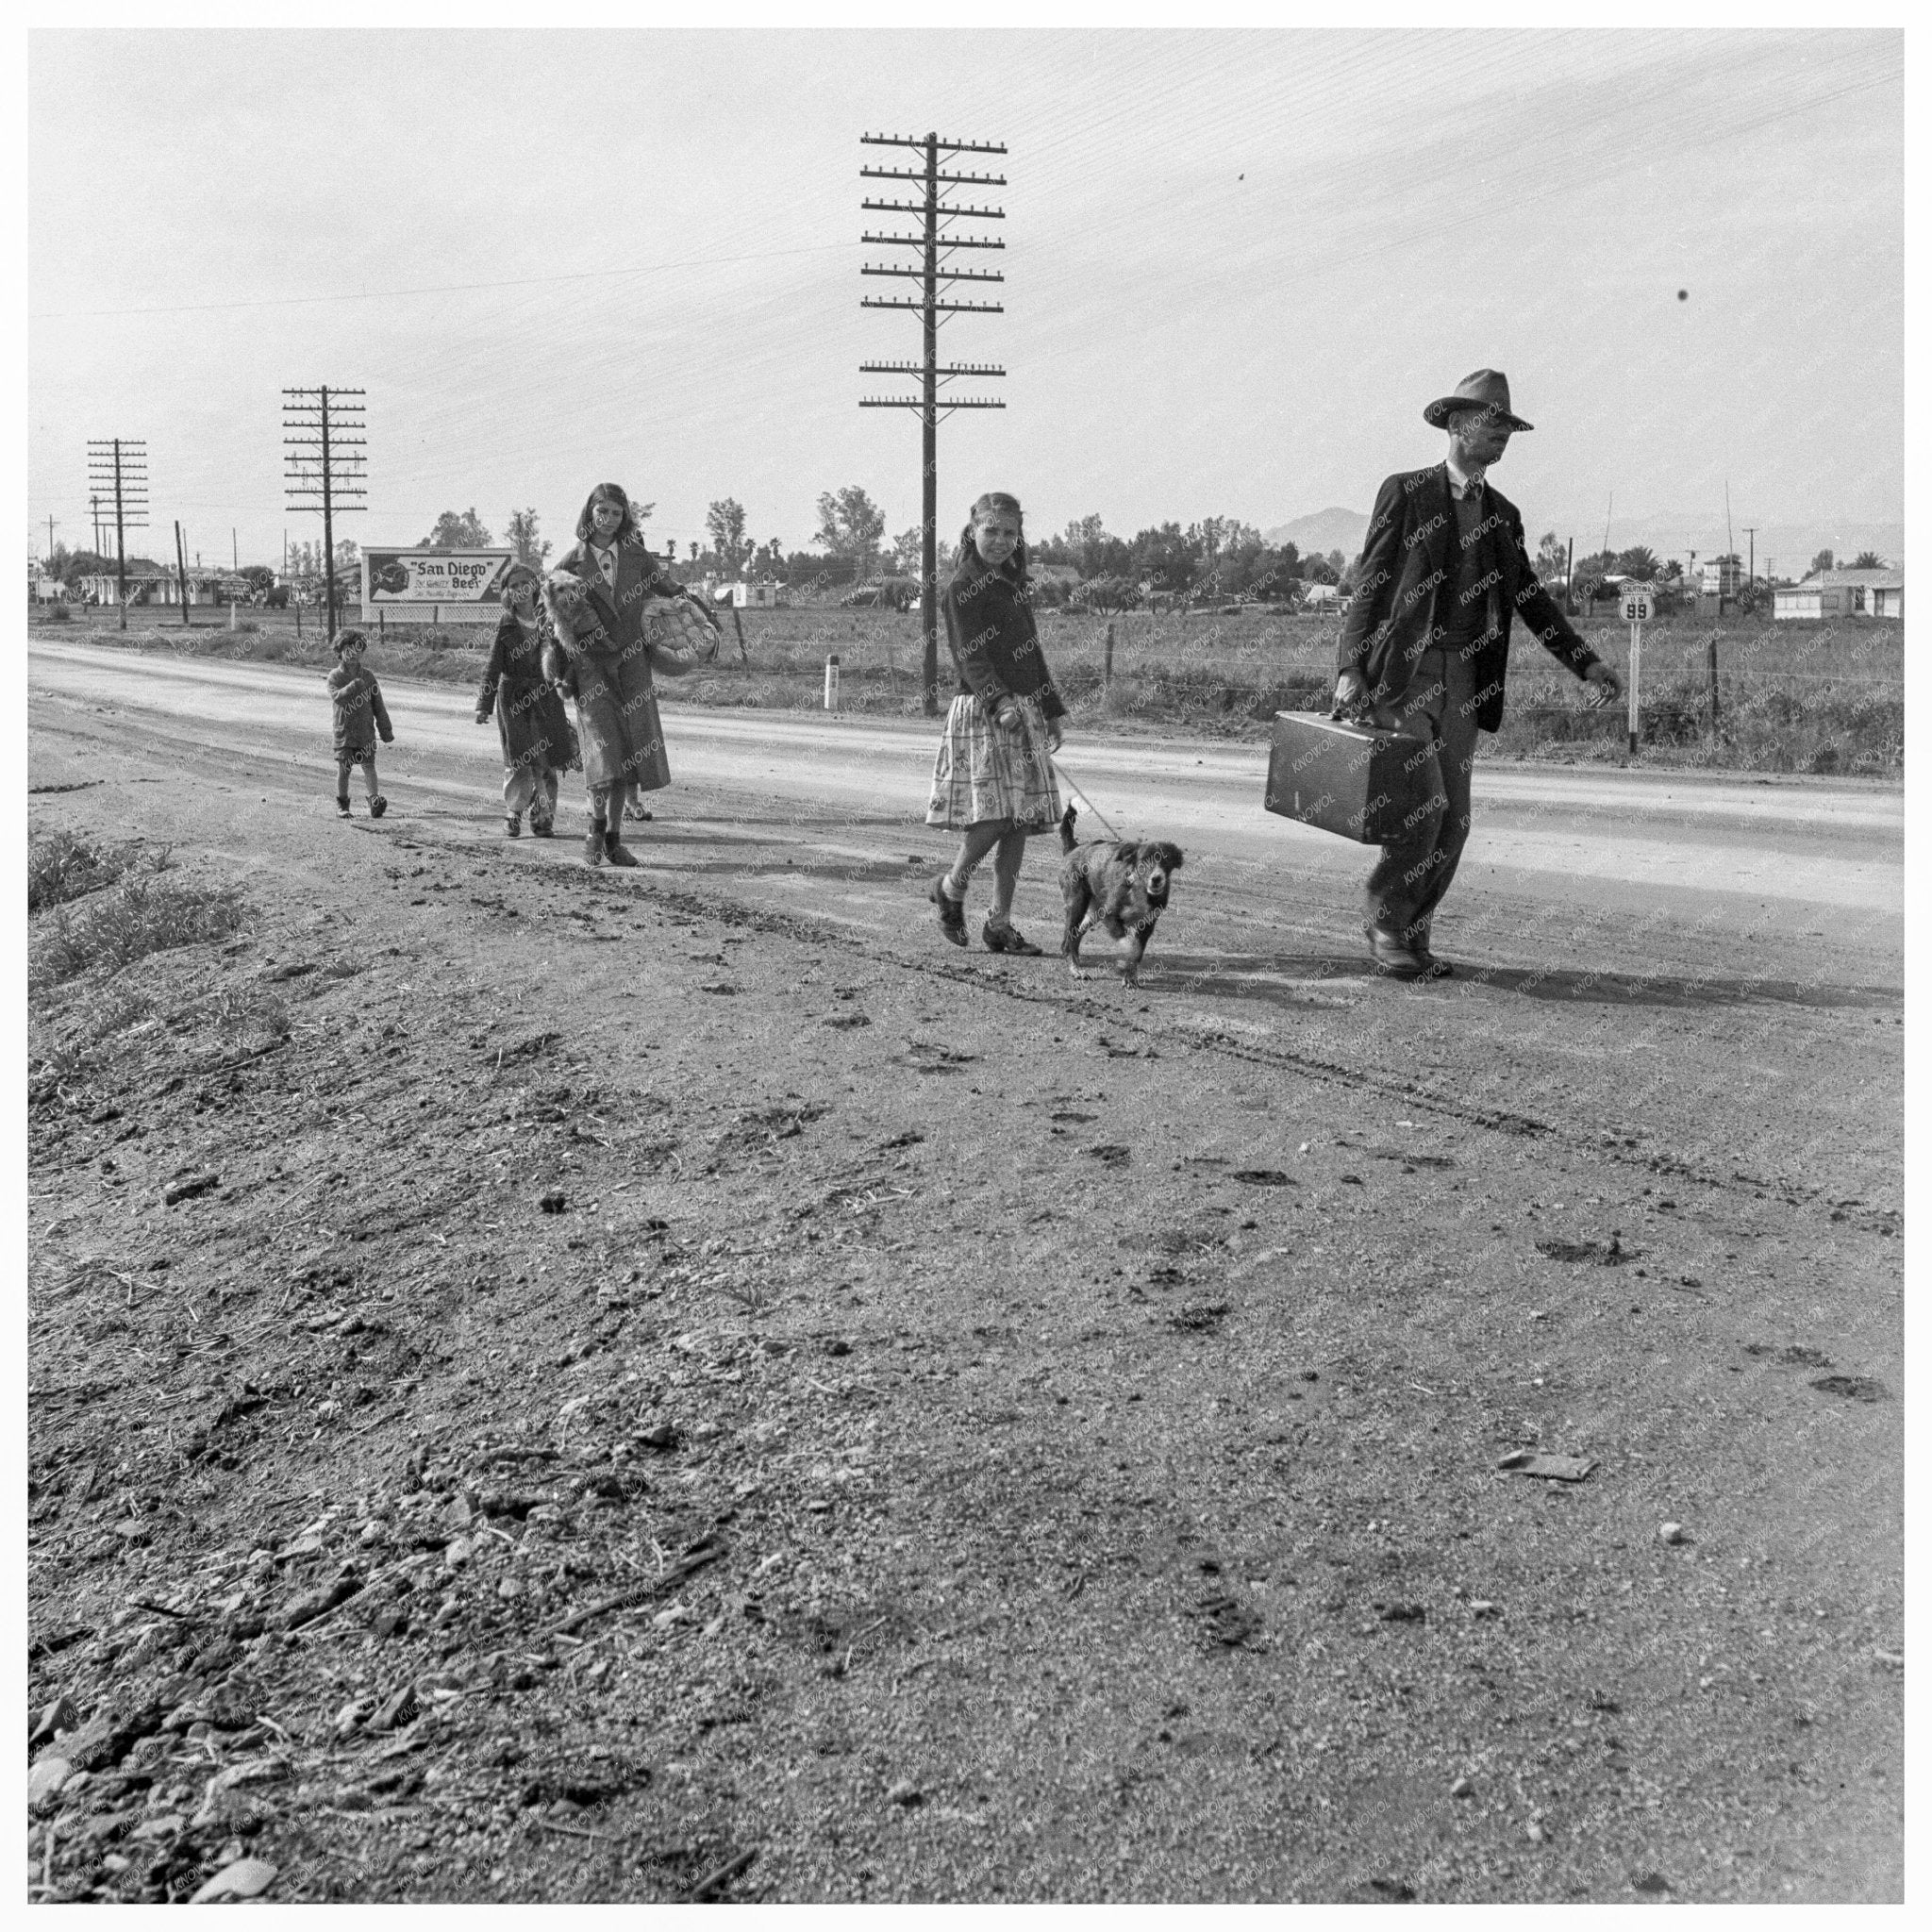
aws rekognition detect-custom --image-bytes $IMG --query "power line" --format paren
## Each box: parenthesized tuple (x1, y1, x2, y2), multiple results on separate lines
(31, 241, 852, 322)
(859, 131, 1008, 716)
(85, 439, 146, 629)
(284, 388, 367, 642)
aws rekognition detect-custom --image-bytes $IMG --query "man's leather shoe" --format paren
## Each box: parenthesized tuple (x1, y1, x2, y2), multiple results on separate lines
(1408, 925, 1455, 978)
(1365, 924, 1427, 980)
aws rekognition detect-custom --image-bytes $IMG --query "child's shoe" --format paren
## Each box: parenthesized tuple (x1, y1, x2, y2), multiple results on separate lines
(929, 874, 967, 947)
(506, 814, 523, 838)
(582, 827, 605, 867)
(370, 796, 388, 819)
(604, 830, 640, 868)
(982, 916, 1043, 956)
(336, 796, 352, 818)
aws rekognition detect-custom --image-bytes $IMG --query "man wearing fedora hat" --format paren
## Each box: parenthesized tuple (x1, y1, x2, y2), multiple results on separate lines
(1334, 369, 1621, 979)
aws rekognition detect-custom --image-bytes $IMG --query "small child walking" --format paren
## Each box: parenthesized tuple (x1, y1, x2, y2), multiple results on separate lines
(328, 629, 394, 817)
(924, 491, 1065, 952)
(475, 564, 579, 837)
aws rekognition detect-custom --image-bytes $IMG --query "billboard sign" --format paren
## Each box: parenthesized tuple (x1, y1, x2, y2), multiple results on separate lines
(361, 548, 516, 616)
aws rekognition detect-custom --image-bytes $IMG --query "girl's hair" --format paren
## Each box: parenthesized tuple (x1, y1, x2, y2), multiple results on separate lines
(333, 628, 367, 657)
(956, 491, 1028, 585)
(501, 563, 539, 596)
(575, 484, 644, 547)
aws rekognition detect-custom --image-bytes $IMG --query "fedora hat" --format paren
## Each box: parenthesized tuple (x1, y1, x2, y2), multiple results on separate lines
(1423, 369, 1533, 432)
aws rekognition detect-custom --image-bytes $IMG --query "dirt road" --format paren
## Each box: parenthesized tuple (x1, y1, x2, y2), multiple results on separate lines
(26, 639, 1903, 1903)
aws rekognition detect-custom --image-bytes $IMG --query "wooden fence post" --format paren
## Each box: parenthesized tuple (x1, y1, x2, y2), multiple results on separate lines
(1103, 621, 1115, 694)
(1707, 632, 1720, 734)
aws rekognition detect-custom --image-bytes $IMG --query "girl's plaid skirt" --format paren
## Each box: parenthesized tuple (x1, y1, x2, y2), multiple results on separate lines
(924, 693, 1062, 833)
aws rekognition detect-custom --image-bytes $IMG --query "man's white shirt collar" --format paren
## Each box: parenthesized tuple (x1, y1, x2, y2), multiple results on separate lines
(1445, 458, 1486, 500)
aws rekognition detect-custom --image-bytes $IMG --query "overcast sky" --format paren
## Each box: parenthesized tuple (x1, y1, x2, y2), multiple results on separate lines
(28, 26, 1903, 573)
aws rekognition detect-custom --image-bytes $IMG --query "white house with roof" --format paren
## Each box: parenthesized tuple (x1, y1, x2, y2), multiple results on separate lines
(1774, 566, 1904, 622)
(77, 565, 169, 605)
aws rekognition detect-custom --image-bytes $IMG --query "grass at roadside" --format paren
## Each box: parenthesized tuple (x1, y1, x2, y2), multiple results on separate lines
(28, 828, 154, 913)
(27, 834, 246, 995)
(32, 602, 1903, 775)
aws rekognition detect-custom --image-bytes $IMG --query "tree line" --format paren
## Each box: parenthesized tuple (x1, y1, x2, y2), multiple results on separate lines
(50, 494, 1885, 609)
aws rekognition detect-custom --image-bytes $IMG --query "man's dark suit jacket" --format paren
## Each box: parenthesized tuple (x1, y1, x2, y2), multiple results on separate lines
(1338, 463, 1599, 733)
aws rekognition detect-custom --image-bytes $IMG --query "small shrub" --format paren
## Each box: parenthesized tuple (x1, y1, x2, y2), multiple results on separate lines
(43, 602, 71, 622)
(32, 870, 244, 990)
(26, 831, 156, 913)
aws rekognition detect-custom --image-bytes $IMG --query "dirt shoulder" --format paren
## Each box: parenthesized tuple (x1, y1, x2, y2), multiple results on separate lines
(25, 708, 1902, 1903)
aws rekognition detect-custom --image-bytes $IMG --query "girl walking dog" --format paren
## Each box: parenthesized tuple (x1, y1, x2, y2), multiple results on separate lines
(926, 491, 1066, 953)
(327, 629, 393, 817)
(541, 483, 719, 868)
(475, 562, 579, 838)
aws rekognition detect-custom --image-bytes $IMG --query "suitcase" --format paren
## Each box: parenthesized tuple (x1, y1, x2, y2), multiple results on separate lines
(1263, 711, 1445, 844)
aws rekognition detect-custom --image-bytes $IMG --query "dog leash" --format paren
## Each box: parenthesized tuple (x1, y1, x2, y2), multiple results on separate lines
(1049, 758, 1124, 843)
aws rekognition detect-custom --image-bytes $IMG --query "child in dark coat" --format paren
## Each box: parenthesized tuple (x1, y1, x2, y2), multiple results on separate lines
(475, 565, 578, 837)
(328, 629, 394, 818)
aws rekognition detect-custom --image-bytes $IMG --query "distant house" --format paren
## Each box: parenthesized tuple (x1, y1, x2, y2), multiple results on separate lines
(731, 581, 788, 608)
(78, 566, 170, 605)
(1699, 555, 1743, 599)
(76, 567, 249, 607)
(1297, 582, 1341, 608)
(1774, 567, 1904, 622)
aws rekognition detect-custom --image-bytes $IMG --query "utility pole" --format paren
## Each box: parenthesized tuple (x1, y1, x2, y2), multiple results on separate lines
(91, 494, 103, 554)
(1742, 525, 1757, 587)
(859, 130, 1007, 716)
(44, 514, 58, 560)
(283, 387, 367, 643)
(86, 438, 147, 631)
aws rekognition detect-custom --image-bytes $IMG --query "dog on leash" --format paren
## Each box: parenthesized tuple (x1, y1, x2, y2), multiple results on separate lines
(1057, 805, 1184, 984)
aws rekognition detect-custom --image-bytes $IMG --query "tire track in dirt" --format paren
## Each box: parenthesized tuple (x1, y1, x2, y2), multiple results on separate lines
(380, 818, 1894, 1232)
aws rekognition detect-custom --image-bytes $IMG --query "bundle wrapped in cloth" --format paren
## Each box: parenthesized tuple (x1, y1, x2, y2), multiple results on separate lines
(538, 568, 719, 799)
(644, 591, 722, 664)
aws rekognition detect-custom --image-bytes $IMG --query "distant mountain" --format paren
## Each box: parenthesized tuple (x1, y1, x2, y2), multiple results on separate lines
(1263, 508, 1369, 559)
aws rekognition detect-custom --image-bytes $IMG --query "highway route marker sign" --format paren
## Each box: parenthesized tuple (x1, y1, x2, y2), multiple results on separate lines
(1622, 589, 1653, 754)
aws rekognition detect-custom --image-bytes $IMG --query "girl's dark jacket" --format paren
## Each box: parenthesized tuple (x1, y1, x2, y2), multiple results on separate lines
(941, 552, 1066, 720)
(541, 540, 700, 793)
(327, 663, 393, 758)
(475, 610, 578, 774)
(1338, 463, 1599, 733)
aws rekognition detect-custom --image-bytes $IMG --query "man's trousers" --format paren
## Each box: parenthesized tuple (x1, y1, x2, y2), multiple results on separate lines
(1362, 646, 1481, 945)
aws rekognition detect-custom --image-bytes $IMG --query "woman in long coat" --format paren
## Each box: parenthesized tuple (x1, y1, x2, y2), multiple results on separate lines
(541, 483, 719, 868)
(475, 563, 579, 837)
